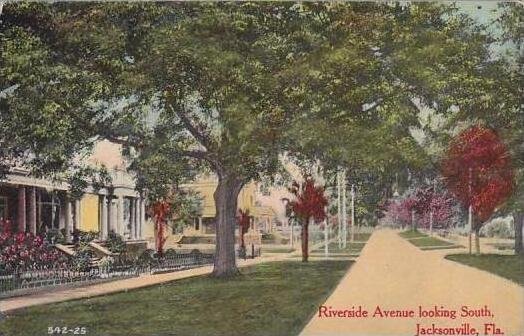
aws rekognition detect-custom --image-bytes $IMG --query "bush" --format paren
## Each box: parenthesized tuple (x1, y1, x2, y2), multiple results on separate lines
(480, 217, 514, 239)
(99, 256, 114, 268)
(164, 248, 177, 258)
(70, 244, 94, 272)
(44, 228, 65, 245)
(137, 249, 157, 266)
(71, 229, 98, 245)
(106, 231, 126, 253)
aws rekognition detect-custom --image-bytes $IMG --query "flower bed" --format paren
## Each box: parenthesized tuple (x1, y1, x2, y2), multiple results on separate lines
(0, 220, 68, 272)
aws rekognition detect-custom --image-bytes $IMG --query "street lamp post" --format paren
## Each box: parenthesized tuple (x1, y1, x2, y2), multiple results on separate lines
(281, 198, 293, 248)
(342, 170, 347, 248)
(337, 172, 341, 245)
(324, 206, 329, 258)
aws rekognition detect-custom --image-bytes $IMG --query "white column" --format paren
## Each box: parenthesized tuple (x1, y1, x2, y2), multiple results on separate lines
(198, 216, 203, 234)
(117, 196, 124, 237)
(134, 198, 139, 239)
(107, 196, 114, 234)
(64, 198, 72, 242)
(74, 199, 81, 232)
(17, 186, 26, 232)
(28, 187, 37, 234)
(140, 198, 146, 239)
(129, 198, 135, 239)
(100, 195, 108, 239)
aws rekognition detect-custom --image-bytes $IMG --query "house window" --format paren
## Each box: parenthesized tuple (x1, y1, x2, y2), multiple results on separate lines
(39, 193, 60, 230)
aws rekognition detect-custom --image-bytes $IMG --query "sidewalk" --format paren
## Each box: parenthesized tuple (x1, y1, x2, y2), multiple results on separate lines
(301, 229, 523, 336)
(0, 254, 289, 313)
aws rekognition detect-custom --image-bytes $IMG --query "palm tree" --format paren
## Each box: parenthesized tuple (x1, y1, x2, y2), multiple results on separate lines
(237, 209, 251, 253)
(151, 201, 170, 257)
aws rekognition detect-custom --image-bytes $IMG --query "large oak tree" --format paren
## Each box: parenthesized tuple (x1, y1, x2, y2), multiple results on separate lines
(2, 2, 517, 276)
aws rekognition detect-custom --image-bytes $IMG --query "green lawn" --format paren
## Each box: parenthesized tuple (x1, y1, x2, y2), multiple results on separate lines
(399, 230, 427, 239)
(445, 254, 524, 286)
(408, 236, 455, 247)
(0, 260, 351, 336)
(399, 230, 460, 250)
(261, 247, 296, 253)
(312, 232, 373, 255)
(314, 242, 366, 254)
(351, 233, 372, 242)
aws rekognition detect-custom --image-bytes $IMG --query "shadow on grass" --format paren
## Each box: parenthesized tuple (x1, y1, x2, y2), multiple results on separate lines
(445, 253, 523, 286)
(0, 260, 352, 336)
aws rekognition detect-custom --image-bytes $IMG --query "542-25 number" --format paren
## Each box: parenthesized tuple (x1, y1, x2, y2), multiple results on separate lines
(48, 327, 87, 334)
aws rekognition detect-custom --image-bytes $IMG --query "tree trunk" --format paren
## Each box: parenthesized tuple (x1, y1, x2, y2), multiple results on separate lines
(515, 212, 523, 255)
(301, 218, 309, 262)
(474, 226, 481, 255)
(468, 231, 472, 254)
(212, 172, 244, 278)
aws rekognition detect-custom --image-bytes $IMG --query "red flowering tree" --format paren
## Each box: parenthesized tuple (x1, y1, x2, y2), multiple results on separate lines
(151, 201, 171, 257)
(288, 176, 328, 262)
(442, 125, 514, 254)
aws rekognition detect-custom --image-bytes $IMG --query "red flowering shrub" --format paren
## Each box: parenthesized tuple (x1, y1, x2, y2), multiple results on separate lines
(0, 221, 67, 271)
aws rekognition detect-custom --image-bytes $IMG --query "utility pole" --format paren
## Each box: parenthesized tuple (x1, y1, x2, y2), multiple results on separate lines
(468, 167, 473, 254)
(324, 206, 328, 258)
(351, 184, 355, 243)
(290, 216, 294, 248)
(430, 179, 436, 236)
(342, 169, 347, 248)
(337, 169, 342, 248)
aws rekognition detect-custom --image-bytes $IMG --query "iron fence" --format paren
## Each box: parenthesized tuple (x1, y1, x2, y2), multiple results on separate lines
(237, 244, 262, 259)
(0, 250, 215, 297)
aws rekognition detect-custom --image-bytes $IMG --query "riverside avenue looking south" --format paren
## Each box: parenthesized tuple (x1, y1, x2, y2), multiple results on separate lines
(318, 305, 494, 319)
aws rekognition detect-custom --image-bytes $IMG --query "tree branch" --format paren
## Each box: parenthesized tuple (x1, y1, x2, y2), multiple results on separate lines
(175, 149, 221, 171)
(167, 102, 214, 151)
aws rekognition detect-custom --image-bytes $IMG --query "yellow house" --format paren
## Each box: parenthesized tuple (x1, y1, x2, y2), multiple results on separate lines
(180, 175, 257, 235)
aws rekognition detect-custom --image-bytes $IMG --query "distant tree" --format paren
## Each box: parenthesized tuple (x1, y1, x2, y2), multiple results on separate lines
(288, 176, 328, 262)
(442, 125, 514, 254)
(414, 187, 456, 232)
(386, 197, 417, 230)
